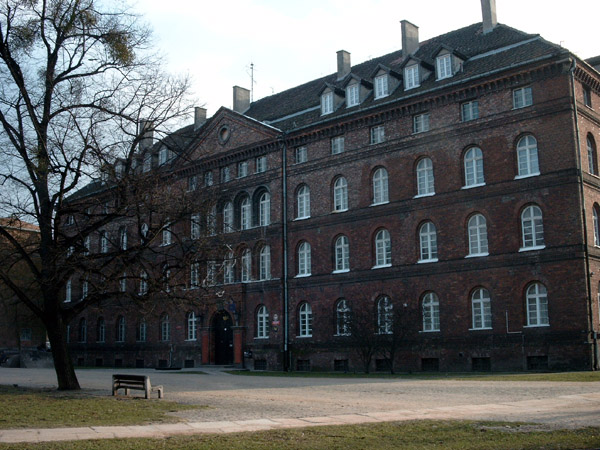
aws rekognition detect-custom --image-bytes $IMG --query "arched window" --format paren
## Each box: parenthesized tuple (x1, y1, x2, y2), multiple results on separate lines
(224, 251, 235, 284)
(422, 292, 440, 332)
(256, 305, 269, 338)
(65, 278, 72, 302)
(96, 317, 105, 343)
(297, 185, 310, 219)
(186, 312, 197, 341)
(468, 214, 488, 256)
(471, 288, 491, 329)
(416, 157, 434, 196)
(594, 206, 600, 247)
(119, 226, 128, 250)
(139, 270, 148, 295)
(587, 136, 597, 175)
(336, 299, 351, 336)
(78, 318, 87, 343)
(160, 314, 170, 341)
(259, 245, 271, 281)
(259, 192, 271, 226)
(297, 241, 311, 276)
(521, 205, 545, 249)
(419, 222, 438, 262)
(526, 283, 549, 326)
(374, 229, 391, 268)
(372, 167, 389, 205)
(136, 319, 147, 342)
(464, 147, 484, 187)
(241, 249, 251, 282)
(377, 296, 393, 334)
(298, 302, 313, 337)
(240, 197, 251, 230)
(223, 202, 234, 233)
(333, 177, 348, 212)
(516, 135, 539, 177)
(334, 235, 349, 272)
(162, 219, 172, 246)
(116, 315, 125, 342)
(100, 230, 109, 253)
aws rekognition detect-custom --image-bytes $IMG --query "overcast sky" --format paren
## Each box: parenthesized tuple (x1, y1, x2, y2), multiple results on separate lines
(134, 0, 599, 117)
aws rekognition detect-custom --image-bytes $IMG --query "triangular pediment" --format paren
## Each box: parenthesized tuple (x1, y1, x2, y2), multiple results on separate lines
(183, 107, 281, 164)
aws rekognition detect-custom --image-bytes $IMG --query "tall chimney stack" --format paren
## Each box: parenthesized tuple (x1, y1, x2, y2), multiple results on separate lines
(138, 120, 153, 152)
(481, 0, 497, 34)
(233, 86, 250, 114)
(337, 50, 351, 80)
(194, 107, 207, 131)
(401, 20, 419, 58)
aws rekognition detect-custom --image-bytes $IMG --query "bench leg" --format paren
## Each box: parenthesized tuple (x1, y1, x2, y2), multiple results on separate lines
(158, 387, 163, 399)
(124, 388, 129, 396)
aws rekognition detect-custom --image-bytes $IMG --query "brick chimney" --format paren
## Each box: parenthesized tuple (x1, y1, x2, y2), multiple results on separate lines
(481, 0, 497, 34)
(194, 107, 207, 131)
(233, 86, 250, 114)
(401, 20, 419, 58)
(337, 50, 351, 80)
(138, 120, 153, 152)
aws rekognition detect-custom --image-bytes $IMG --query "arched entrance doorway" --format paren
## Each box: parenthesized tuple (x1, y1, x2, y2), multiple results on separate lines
(212, 310, 233, 365)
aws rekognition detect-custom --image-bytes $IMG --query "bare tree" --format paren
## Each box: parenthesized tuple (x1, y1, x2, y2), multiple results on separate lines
(377, 304, 416, 374)
(0, 0, 202, 389)
(348, 308, 380, 374)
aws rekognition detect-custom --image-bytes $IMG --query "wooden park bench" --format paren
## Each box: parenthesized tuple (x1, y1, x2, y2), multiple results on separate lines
(112, 374, 164, 399)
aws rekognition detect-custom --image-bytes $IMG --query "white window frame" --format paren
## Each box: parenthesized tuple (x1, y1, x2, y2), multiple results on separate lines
(370, 125, 385, 145)
(162, 220, 172, 246)
(331, 136, 345, 155)
(116, 316, 126, 342)
(404, 64, 420, 90)
(158, 147, 169, 166)
(259, 245, 271, 281)
(422, 292, 440, 332)
(516, 135, 540, 179)
(204, 171, 213, 186)
(81, 280, 88, 299)
(526, 283, 549, 327)
(436, 54, 452, 80)
(513, 86, 533, 109)
(137, 320, 146, 342)
(187, 312, 197, 341)
(377, 296, 393, 334)
(120, 272, 127, 293)
(298, 302, 313, 337)
(373, 229, 392, 268)
(224, 252, 235, 284)
(221, 166, 231, 183)
(139, 270, 148, 295)
(297, 241, 311, 277)
(237, 161, 248, 178)
(416, 157, 435, 197)
(372, 167, 389, 205)
(119, 227, 127, 251)
(190, 262, 199, 288)
(191, 213, 201, 239)
(295, 147, 307, 164)
(520, 205, 545, 251)
(241, 249, 251, 282)
(413, 113, 430, 134)
(467, 214, 489, 257)
(259, 192, 271, 226)
(100, 230, 109, 253)
(321, 91, 334, 115)
(160, 314, 170, 341)
(594, 208, 600, 247)
(255, 156, 267, 173)
(333, 177, 348, 212)
(296, 185, 310, 219)
(336, 299, 351, 336)
(334, 235, 350, 273)
(256, 305, 269, 338)
(471, 288, 492, 330)
(223, 203, 234, 233)
(346, 83, 359, 107)
(461, 100, 479, 122)
(65, 278, 72, 302)
(188, 175, 197, 191)
(463, 147, 485, 188)
(419, 222, 438, 263)
(374, 74, 389, 99)
(588, 137, 597, 175)
(240, 197, 252, 230)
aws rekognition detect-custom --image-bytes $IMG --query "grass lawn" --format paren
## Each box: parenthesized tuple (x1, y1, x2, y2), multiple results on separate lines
(0, 421, 599, 449)
(0, 385, 202, 429)
(227, 370, 600, 382)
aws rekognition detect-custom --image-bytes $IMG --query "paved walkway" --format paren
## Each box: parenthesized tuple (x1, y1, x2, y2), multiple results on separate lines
(1, 367, 599, 443)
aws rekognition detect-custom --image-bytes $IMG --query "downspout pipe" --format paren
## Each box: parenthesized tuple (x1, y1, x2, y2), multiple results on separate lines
(279, 134, 290, 371)
(569, 58, 599, 370)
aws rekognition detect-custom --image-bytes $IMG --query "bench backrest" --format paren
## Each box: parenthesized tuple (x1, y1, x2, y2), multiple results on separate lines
(112, 374, 148, 383)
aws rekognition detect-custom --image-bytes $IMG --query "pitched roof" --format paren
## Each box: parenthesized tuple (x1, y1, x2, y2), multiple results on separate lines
(244, 23, 563, 131)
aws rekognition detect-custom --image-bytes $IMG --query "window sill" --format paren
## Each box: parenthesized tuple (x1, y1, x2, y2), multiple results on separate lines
(512, 104, 532, 110)
(372, 264, 392, 269)
(184, 339, 197, 342)
(334, 333, 351, 337)
(462, 183, 485, 190)
(254, 336, 269, 340)
(419, 329, 440, 333)
(332, 269, 350, 274)
(524, 324, 550, 328)
(465, 252, 489, 258)
(418, 258, 438, 264)
(295, 273, 311, 278)
(332, 208, 348, 213)
(514, 172, 540, 180)
(374, 94, 389, 100)
(296, 335, 312, 338)
(294, 216, 310, 221)
(414, 192, 435, 199)
(370, 201, 389, 207)
(519, 245, 545, 252)
(468, 327, 492, 331)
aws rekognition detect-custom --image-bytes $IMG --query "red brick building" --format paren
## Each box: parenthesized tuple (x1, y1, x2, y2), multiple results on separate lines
(68, 2, 600, 372)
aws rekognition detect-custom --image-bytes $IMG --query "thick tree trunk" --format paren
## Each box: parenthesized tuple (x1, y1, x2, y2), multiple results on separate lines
(46, 316, 80, 390)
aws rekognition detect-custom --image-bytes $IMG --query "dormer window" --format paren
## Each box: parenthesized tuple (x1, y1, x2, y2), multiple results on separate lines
(321, 91, 333, 115)
(346, 84, 359, 107)
(158, 147, 170, 166)
(374, 75, 389, 99)
(436, 54, 452, 80)
(404, 65, 420, 90)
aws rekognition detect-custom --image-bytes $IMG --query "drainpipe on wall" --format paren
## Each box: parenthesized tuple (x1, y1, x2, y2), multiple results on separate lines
(279, 135, 290, 371)
(569, 58, 599, 370)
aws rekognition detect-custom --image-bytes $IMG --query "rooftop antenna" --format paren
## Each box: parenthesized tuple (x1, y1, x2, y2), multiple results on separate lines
(246, 62, 256, 103)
